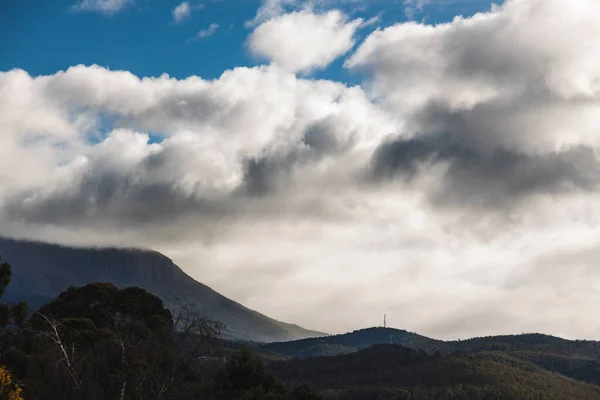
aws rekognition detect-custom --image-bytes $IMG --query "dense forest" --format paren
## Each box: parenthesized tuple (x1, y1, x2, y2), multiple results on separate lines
(1, 259, 600, 399)
(270, 345, 600, 399)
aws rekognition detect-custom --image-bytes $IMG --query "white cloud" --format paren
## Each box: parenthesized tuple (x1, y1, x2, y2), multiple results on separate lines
(0, 64, 394, 223)
(72, 0, 133, 15)
(249, 9, 362, 74)
(246, 0, 366, 27)
(247, 0, 299, 27)
(191, 23, 219, 40)
(172, 2, 192, 24)
(4, 0, 600, 340)
(347, 0, 600, 153)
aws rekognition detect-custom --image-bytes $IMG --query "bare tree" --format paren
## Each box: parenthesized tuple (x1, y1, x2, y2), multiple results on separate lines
(34, 313, 82, 388)
(172, 303, 223, 362)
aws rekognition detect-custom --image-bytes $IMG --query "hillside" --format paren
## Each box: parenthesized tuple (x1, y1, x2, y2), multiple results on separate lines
(269, 344, 600, 400)
(262, 327, 600, 391)
(445, 333, 600, 387)
(0, 236, 323, 342)
(263, 327, 441, 358)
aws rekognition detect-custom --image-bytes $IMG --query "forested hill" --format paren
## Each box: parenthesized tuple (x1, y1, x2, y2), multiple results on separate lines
(269, 344, 600, 400)
(0, 236, 323, 342)
(263, 327, 600, 393)
(264, 327, 600, 359)
(263, 327, 442, 358)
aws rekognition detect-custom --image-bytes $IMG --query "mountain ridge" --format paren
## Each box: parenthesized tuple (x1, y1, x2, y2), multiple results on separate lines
(0, 236, 324, 342)
(268, 343, 600, 399)
(262, 326, 600, 359)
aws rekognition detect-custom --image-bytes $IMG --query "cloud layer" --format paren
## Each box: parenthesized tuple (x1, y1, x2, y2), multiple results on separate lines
(3, 0, 600, 339)
(347, 0, 600, 209)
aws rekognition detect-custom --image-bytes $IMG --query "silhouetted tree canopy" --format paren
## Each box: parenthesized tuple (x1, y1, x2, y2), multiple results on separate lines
(0, 262, 11, 299)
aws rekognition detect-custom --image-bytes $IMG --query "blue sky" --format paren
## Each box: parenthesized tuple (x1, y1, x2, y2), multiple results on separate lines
(1, 0, 496, 81)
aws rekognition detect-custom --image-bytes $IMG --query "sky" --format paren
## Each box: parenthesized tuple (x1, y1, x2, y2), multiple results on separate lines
(2, 0, 600, 341)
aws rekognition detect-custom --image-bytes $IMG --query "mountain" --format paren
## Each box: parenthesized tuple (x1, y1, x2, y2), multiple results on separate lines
(262, 327, 600, 392)
(443, 333, 600, 387)
(269, 344, 600, 399)
(263, 327, 443, 358)
(0, 236, 323, 342)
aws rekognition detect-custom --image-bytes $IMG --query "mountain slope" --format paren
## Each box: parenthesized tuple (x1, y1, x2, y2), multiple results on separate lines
(445, 333, 600, 387)
(269, 344, 600, 399)
(263, 327, 600, 390)
(263, 327, 442, 358)
(0, 236, 323, 342)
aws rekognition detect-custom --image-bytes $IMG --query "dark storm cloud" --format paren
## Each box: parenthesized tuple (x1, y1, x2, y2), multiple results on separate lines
(370, 133, 600, 209)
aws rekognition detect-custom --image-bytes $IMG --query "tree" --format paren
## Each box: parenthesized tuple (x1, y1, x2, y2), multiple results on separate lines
(0, 366, 23, 400)
(0, 261, 25, 400)
(291, 383, 324, 400)
(12, 283, 220, 400)
(214, 348, 287, 399)
(0, 262, 11, 300)
(212, 349, 323, 400)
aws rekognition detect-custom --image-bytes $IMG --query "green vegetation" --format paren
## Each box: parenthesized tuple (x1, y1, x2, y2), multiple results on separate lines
(1, 258, 600, 399)
(269, 344, 600, 399)
(262, 327, 442, 358)
(264, 326, 600, 390)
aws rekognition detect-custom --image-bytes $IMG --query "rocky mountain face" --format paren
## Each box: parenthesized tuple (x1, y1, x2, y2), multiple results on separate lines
(0, 236, 323, 342)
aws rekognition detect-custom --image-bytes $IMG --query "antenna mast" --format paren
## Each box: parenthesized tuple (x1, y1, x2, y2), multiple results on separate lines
(384, 314, 387, 328)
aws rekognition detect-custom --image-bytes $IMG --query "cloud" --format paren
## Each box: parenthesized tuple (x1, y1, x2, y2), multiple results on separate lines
(172, 2, 192, 24)
(4, 0, 600, 340)
(369, 134, 600, 210)
(71, 0, 133, 15)
(191, 23, 219, 40)
(0, 64, 393, 231)
(348, 0, 600, 208)
(248, 9, 362, 74)
(246, 0, 367, 27)
(247, 0, 299, 27)
(403, 0, 429, 20)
